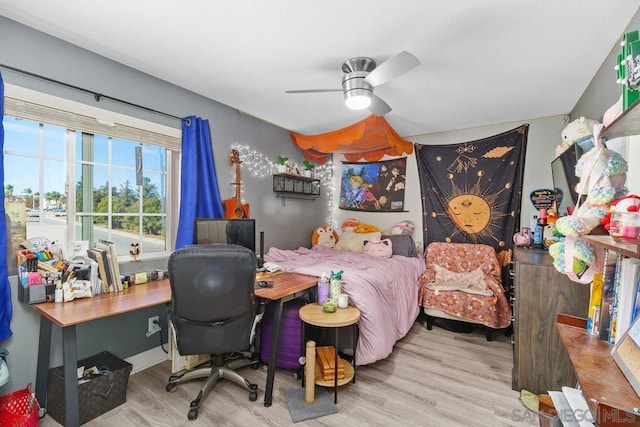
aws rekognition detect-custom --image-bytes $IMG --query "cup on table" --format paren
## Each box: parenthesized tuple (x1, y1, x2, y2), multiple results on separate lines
(337, 293, 349, 309)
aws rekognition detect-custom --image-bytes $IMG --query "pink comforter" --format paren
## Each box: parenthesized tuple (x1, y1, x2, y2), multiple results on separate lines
(265, 246, 426, 365)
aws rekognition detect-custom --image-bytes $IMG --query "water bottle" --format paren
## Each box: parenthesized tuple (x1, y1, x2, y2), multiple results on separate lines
(533, 224, 543, 245)
(317, 272, 329, 305)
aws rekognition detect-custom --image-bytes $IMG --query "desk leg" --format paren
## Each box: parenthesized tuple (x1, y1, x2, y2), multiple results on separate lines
(264, 299, 284, 407)
(62, 326, 80, 427)
(35, 315, 52, 410)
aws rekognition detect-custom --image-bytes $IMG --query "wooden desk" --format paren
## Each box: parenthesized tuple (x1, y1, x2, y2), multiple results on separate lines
(32, 272, 317, 424)
(33, 280, 171, 427)
(255, 272, 319, 407)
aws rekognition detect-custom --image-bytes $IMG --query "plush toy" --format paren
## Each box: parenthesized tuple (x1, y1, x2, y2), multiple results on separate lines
(556, 116, 599, 157)
(341, 218, 359, 233)
(388, 220, 415, 235)
(363, 238, 393, 258)
(549, 137, 628, 283)
(555, 146, 628, 237)
(311, 226, 339, 248)
(354, 223, 380, 234)
(601, 194, 640, 231)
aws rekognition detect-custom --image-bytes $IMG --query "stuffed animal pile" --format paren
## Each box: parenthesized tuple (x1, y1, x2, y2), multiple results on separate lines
(549, 126, 628, 282)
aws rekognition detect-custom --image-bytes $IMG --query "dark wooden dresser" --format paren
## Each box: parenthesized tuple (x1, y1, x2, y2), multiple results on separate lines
(512, 248, 590, 394)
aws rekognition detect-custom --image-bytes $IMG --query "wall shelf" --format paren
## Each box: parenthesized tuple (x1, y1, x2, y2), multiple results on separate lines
(273, 173, 320, 200)
(556, 234, 640, 426)
(602, 97, 640, 140)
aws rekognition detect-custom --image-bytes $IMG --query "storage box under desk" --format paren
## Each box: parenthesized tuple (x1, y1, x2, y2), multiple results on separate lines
(46, 351, 132, 425)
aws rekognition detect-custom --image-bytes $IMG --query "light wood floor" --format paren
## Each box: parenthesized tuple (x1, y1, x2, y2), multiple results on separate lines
(40, 315, 539, 427)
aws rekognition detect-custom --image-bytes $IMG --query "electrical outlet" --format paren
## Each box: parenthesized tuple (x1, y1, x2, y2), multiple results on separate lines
(147, 315, 160, 337)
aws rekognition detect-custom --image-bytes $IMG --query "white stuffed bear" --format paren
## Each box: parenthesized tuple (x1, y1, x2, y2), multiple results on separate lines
(556, 117, 599, 157)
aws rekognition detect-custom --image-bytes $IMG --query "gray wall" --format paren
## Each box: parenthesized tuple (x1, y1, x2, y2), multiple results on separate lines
(572, 10, 640, 122)
(0, 17, 327, 393)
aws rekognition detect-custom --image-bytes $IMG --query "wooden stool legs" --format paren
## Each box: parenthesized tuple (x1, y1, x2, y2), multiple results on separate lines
(305, 341, 316, 403)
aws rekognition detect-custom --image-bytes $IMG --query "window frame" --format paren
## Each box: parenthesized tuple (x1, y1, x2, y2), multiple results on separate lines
(3, 83, 181, 260)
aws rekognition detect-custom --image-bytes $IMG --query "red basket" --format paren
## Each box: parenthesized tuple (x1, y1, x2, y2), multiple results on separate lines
(0, 383, 40, 427)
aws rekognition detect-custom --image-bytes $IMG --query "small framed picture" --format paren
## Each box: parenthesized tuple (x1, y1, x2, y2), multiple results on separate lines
(611, 315, 640, 398)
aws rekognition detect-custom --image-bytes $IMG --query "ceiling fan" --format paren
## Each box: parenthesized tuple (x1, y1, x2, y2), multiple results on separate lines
(285, 51, 420, 116)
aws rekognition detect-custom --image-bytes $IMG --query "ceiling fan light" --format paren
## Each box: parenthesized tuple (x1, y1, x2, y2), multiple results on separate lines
(345, 90, 372, 110)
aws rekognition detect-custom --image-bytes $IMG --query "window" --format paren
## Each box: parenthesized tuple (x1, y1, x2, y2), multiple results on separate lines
(3, 86, 180, 260)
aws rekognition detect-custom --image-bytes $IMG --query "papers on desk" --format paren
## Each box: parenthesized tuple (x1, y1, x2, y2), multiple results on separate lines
(548, 387, 595, 427)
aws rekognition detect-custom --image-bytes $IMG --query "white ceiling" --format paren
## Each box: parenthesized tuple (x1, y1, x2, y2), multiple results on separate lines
(1, 1, 639, 137)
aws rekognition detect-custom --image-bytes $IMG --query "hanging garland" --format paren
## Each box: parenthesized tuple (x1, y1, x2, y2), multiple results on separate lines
(231, 143, 336, 227)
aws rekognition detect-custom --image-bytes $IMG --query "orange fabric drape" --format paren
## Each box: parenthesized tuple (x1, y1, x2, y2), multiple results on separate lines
(290, 115, 413, 164)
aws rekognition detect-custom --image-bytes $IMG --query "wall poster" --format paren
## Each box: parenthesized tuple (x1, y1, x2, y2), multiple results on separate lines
(339, 158, 407, 212)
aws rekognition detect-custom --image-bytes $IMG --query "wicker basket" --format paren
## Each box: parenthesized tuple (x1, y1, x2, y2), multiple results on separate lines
(46, 351, 132, 425)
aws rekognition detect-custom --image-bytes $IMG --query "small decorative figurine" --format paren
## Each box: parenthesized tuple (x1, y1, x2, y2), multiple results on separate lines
(129, 242, 140, 263)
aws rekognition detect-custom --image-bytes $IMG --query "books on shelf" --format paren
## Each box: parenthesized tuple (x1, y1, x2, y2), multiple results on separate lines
(632, 273, 640, 323)
(587, 273, 603, 335)
(612, 258, 640, 343)
(591, 248, 640, 344)
(598, 253, 620, 341)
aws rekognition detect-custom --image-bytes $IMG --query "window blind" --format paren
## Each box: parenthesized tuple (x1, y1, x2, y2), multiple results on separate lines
(3, 84, 181, 151)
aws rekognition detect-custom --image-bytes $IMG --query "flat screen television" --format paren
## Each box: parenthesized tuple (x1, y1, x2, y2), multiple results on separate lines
(551, 143, 584, 216)
(194, 218, 256, 253)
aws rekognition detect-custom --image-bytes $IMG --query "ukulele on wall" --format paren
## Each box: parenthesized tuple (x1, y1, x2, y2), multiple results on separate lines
(222, 149, 250, 219)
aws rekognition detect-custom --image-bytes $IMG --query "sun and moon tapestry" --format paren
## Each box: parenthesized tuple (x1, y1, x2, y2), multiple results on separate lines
(339, 158, 407, 212)
(415, 125, 528, 267)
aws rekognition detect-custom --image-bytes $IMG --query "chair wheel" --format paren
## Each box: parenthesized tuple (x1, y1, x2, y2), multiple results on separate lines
(251, 362, 260, 370)
(188, 408, 198, 420)
(261, 364, 268, 372)
(165, 383, 176, 392)
(293, 371, 300, 380)
(249, 390, 258, 401)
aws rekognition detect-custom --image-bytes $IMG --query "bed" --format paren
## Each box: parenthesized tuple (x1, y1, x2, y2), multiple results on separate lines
(264, 244, 426, 365)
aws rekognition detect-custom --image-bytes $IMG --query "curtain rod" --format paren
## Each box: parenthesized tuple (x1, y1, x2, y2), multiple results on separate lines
(0, 63, 183, 122)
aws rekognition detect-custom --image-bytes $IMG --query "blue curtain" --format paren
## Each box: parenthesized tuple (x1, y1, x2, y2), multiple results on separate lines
(0, 72, 12, 342)
(175, 116, 224, 249)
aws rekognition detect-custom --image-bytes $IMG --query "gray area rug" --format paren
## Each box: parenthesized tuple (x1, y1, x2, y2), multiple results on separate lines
(284, 387, 338, 423)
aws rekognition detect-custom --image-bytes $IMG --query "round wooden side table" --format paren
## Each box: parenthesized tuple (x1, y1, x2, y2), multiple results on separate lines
(298, 303, 360, 404)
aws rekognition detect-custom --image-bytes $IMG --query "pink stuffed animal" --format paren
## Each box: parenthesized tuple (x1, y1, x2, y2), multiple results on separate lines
(363, 238, 393, 258)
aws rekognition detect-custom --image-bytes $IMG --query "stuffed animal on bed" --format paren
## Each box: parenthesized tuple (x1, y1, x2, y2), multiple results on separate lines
(388, 220, 415, 235)
(341, 218, 359, 233)
(363, 238, 393, 258)
(311, 226, 339, 248)
(354, 223, 380, 234)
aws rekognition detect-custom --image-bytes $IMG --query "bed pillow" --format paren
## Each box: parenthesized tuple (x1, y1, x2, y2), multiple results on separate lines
(381, 234, 418, 257)
(363, 238, 393, 258)
(335, 231, 381, 252)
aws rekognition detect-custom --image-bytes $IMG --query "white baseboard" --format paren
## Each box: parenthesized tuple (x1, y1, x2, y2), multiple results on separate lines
(125, 345, 170, 375)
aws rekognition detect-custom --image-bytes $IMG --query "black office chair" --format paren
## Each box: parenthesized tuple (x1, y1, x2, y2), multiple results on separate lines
(165, 244, 261, 420)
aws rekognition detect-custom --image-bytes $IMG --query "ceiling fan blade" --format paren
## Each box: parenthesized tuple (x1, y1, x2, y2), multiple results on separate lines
(368, 94, 392, 116)
(364, 51, 420, 87)
(285, 89, 342, 94)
